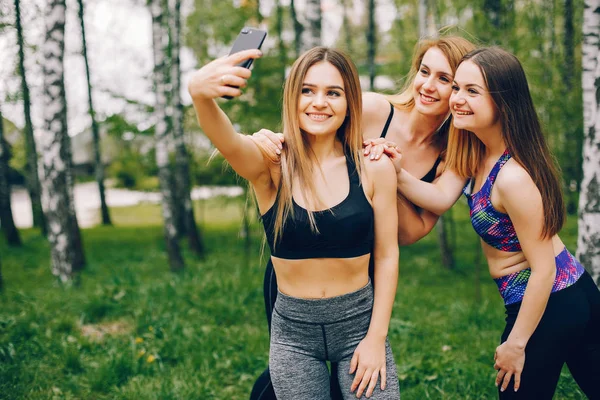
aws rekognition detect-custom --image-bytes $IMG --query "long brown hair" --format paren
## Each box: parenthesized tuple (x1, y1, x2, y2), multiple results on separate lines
(387, 36, 476, 153)
(446, 47, 565, 238)
(272, 47, 363, 247)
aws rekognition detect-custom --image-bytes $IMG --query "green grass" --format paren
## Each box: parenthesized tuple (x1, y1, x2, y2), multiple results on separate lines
(0, 197, 585, 399)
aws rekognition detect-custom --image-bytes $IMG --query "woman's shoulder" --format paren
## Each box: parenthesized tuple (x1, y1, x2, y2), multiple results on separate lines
(362, 92, 391, 117)
(362, 92, 393, 139)
(494, 158, 538, 200)
(363, 155, 396, 185)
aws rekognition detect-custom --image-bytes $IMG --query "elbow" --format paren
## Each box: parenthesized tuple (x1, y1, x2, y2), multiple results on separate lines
(397, 223, 430, 246)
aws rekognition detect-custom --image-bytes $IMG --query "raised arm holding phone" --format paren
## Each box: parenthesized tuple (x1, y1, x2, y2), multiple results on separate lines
(188, 39, 401, 399)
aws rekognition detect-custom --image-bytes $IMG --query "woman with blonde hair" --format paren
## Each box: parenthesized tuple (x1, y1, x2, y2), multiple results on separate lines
(189, 46, 400, 399)
(390, 46, 600, 399)
(250, 35, 476, 399)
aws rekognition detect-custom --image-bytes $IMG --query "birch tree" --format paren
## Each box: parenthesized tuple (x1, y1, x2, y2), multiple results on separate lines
(0, 105, 21, 247)
(290, 0, 304, 57)
(77, 0, 111, 225)
(367, 0, 376, 90)
(40, 0, 86, 281)
(150, 0, 184, 271)
(15, 0, 46, 235)
(304, 0, 321, 50)
(168, 0, 203, 255)
(578, 0, 600, 284)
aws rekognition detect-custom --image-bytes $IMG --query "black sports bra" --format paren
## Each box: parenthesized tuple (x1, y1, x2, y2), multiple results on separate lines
(262, 155, 374, 260)
(380, 103, 441, 183)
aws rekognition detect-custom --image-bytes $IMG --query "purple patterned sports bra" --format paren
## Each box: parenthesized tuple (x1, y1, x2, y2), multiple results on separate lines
(463, 149, 585, 305)
(463, 149, 520, 252)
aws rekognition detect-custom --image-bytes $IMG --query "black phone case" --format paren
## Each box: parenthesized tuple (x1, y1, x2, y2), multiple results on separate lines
(222, 27, 267, 99)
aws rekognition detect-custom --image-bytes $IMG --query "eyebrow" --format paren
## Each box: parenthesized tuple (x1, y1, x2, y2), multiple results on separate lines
(421, 63, 452, 77)
(453, 81, 486, 90)
(303, 83, 345, 91)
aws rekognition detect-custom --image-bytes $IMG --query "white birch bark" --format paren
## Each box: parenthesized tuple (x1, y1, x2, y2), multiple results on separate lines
(15, 0, 46, 235)
(304, 0, 322, 51)
(168, 0, 203, 255)
(150, 0, 184, 271)
(578, 0, 600, 285)
(40, 0, 85, 282)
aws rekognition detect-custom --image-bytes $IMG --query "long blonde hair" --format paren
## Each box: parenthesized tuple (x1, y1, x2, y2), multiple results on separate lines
(387, 36, 476, 152)
(272, 47, 363, 247)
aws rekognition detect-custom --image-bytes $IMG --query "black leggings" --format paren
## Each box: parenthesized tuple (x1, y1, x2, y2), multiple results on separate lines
(250, 259, 353, 400)
(498, 270, 600, 399)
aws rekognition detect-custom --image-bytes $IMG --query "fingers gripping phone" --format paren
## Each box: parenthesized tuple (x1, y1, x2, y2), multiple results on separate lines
(222, 27, 267, 99)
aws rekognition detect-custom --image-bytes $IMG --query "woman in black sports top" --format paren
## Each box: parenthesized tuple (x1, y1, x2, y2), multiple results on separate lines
(189, 47, 400, 399)
(250, 35, 476, 400)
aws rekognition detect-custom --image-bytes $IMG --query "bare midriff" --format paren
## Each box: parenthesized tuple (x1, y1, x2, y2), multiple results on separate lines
(271, 253, 371, 299)
(487, 235, 566, 279)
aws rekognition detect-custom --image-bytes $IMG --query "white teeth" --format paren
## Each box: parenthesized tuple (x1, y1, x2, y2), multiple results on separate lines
(308, 114, 329, 121)
(421, 94, 437, 103)
(455, 111, 473, 115)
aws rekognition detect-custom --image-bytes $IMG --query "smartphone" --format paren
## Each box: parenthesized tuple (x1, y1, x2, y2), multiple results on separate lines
(222, 27, 267, 99)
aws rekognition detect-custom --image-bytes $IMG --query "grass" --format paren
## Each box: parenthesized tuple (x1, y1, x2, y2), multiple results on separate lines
(0, 197, 586, 399)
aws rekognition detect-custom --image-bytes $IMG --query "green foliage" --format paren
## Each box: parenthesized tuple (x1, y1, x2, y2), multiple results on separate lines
(0, 201, 586, 399)
(192, 151, 241, 186)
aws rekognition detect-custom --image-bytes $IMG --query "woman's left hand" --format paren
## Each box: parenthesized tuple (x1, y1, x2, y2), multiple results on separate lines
(363, 138, 403, 174)
(493, 341, 525, 392)
(349, 335, 387, 398)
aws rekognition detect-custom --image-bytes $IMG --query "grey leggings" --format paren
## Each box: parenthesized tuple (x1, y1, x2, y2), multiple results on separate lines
(269, 281, 400, 399)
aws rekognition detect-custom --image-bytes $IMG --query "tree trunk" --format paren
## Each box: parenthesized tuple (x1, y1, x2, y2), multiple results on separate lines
(169, 0, 203, 255)
(578, 0, 600, 286)
(304, 0, 321, 51)
(41, 0, 86, 282)
(436, 210, 454, 269)
(418, 0, 427, 38)
(14, 0, 46, 235)
(150, 0, 184, 271)
(367, 0, 376, 90)
(341, 0, 353, 54)
(562, 0, 582, 215)
(290, 0, 304, 57)
(0, 106, 21, 247)
(77, 0, 111, 226)
(275, 0, 286, 82)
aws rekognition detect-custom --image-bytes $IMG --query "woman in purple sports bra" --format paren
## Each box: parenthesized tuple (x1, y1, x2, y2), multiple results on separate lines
(388, 47, 600, 399)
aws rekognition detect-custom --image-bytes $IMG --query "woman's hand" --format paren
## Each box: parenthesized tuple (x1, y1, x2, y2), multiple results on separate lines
(249, 129, 284, 164)
(187, 49, 262, 100)
(349, 335, 387, 398)
(363, 138, 403, 174)
(494, 341, 525, 392)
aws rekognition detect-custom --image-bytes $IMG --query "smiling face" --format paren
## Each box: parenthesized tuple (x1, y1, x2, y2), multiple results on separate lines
(450, 60, 499, 133)
(412, 47, 454, 117)
(297, 61, 348, 138)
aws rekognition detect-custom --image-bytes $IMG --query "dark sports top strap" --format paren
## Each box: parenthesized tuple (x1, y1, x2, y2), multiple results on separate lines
(420, 155, 442, 183)
(379, 103, 394, 138)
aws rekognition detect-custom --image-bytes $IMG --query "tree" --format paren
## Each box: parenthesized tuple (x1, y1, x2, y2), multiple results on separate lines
(14, 0, 46, 235)
(290, 0, 304, 57)
(578, 0, 600, 285)
(168, 0, 203, 255)
(40, 0, 86, 281)
(341, 0, 354, 54)
(77, 0, 111, 225)
(304, 0, 321, 50)
(275, 0, 286, 81)
(0, 105, 21, 247)
(367, 0, 376, 90)
(150, 0, 184, 271)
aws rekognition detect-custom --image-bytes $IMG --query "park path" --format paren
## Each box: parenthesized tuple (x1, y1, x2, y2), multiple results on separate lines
(11, 182, 242, 228)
